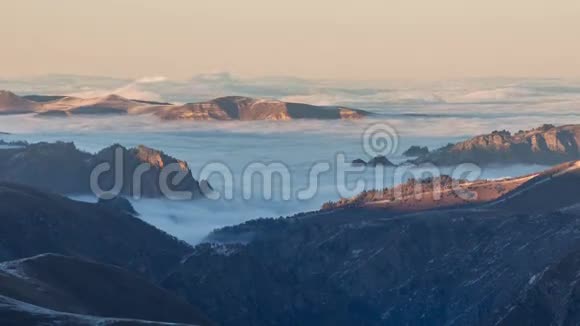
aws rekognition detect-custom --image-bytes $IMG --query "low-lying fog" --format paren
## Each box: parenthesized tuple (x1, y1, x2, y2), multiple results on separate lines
(1, 100, 578, 243)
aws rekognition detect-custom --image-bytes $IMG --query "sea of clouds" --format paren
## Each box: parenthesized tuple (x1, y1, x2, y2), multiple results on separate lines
(1, 74, 580, 243)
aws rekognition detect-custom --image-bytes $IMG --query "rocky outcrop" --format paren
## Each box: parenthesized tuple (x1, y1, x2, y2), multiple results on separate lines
(413, 124, 580, 165)
(91, 144, 206, 199)
(154, 96, 368, 121)
(0, 142, 207, 199)
(402, 145, 429, 157)
(367, 155, 396, 166)
(351, 158, 367, 166)
(351, 155, 396, 167)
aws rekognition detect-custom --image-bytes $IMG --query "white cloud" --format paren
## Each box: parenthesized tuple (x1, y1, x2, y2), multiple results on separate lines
(135, 76, 168, 84)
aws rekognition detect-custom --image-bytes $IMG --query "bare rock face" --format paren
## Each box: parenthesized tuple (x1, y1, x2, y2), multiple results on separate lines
(0, 142, 207, 199)
(155, 96, 368, 121)
(414, 124, 580, 165)
(92, 144, 204, 199)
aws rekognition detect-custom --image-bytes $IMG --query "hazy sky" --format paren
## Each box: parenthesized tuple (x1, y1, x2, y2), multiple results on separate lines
(1, 0, 579, 80)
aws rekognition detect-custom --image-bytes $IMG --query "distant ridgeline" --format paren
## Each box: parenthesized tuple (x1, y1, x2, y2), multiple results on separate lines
(0, 90, 370, 121)
(402, 124, 580, 166)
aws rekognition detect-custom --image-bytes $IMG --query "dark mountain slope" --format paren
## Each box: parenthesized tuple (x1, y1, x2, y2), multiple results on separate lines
(488, 161, 580, 213)
(0, 294, 197, 326)
(0, 183, 192, 282)
(0, 254, 212, 325)
(165, 162, 580, 326)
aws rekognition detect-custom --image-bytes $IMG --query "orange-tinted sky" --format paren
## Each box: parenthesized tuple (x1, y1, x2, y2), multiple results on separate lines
(1, 0, 579, 80)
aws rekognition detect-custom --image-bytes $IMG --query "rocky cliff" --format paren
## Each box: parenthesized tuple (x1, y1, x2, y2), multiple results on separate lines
(413, 124, 580, 165)
(0, 141, 207, 199)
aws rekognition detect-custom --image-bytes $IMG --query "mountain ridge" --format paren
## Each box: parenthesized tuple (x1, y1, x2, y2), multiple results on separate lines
(412, 124, 580, 165)
(0, 90, 370, 121)
(0, 141, 208, 199)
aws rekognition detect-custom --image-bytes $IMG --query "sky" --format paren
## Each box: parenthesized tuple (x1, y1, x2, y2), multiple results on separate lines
(1, 0, 580, 81)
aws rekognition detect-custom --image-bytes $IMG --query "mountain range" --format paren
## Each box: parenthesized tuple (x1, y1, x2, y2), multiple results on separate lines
(0, 90, 369, 121)
(193, 161, 580, 325)
(3, 160, 580, 324)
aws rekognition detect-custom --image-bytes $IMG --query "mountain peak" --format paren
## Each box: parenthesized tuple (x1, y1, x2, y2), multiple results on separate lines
(0, 91, 36, 112)
(101, 94, 129, 102)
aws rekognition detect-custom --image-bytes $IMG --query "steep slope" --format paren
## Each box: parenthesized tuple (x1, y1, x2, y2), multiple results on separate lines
(0, 254, 211, 325)
(167, 209, 580, 326)
(496, 248, 580, 326)
(0, 91, 37, 114)
(487, 161, 580, 213)
(91, 144, 207, 199)
(0, 183, 192, 281)
(414, 124, 580, 165)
